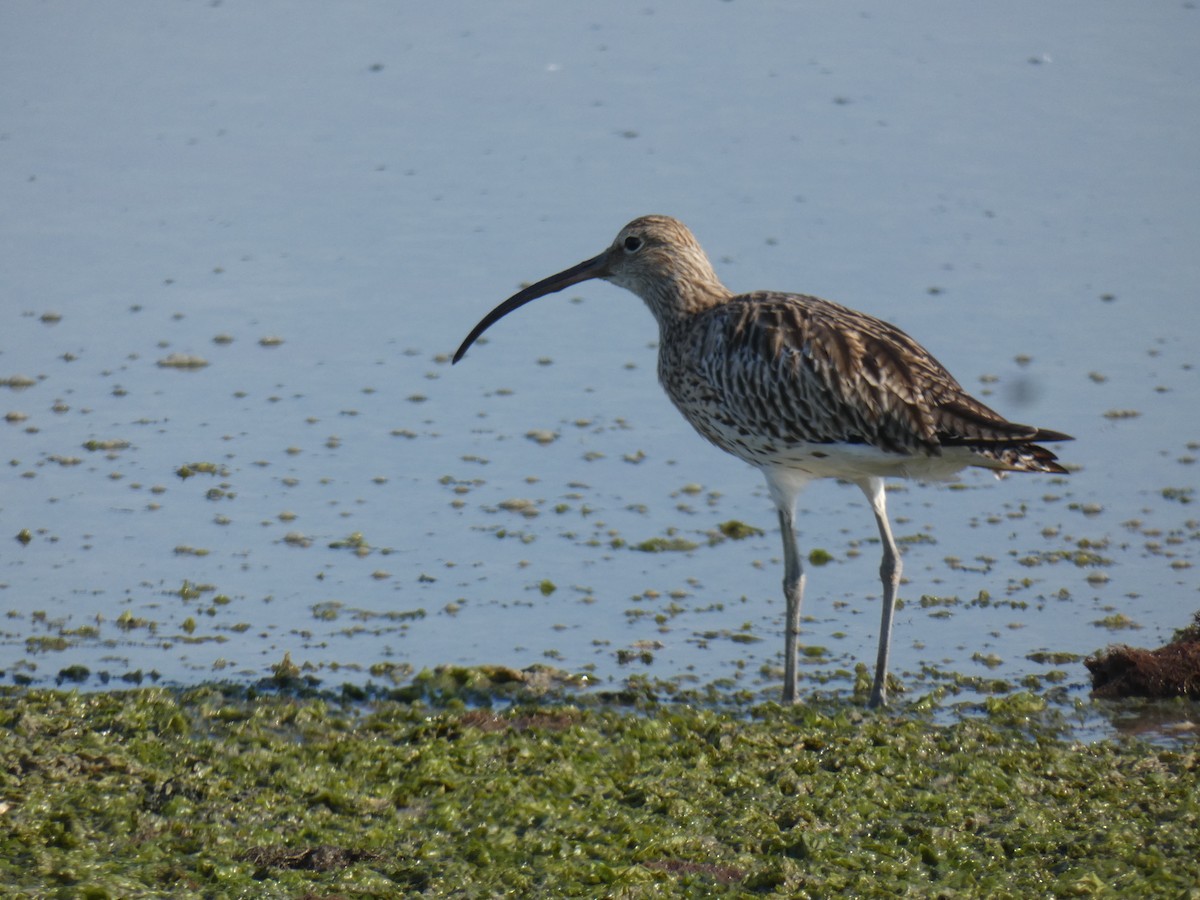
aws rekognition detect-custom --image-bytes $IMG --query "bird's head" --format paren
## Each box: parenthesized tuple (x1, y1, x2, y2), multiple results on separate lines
(452, 215, 728, 363)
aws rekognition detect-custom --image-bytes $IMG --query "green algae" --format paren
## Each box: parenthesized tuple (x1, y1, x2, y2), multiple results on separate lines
(632, 536, 701, 553)
(1094, 613, 1143, 631)
(174, 461, 227, 479)
(807, 548, 834, 566)
(715, 520, 765, 541)
(0, 685, 1197, 898)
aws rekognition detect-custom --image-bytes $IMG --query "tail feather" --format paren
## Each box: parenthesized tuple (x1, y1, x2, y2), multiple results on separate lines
(940, 413, 1073, 473)
(1031, 427, 1073, 444)
(971, 439, 1071, 474)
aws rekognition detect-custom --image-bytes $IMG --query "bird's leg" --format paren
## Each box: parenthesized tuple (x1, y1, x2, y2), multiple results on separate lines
(859, 477, 901, 708)
(776, 504, 805, 704)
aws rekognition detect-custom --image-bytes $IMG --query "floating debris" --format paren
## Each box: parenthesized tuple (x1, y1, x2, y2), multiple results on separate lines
(329, 532, 372, 556)
(632, 536, 699, 553)
(716, 520, 764, 540)
(156, 353, 209, 369)
(808, 548, 834, 566)
(526, 429, 558, 445)
(1093, 612, 1140, 630)
(176, 461, 228, 478)
(83, 439, 131, 452)
(497, 498, 539, 517)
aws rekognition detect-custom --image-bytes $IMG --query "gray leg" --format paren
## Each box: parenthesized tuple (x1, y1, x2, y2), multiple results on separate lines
(859, 477, 901, 708)
(777, 504, 805, 704)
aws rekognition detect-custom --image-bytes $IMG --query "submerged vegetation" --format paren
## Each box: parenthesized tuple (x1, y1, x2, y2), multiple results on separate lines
(1, 680, 1197, 897)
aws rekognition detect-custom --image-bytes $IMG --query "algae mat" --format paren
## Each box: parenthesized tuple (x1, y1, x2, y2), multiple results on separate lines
(1, 686, 1197, 898)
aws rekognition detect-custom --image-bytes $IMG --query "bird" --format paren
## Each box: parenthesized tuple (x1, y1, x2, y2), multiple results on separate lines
(453, 215, 1071, 708)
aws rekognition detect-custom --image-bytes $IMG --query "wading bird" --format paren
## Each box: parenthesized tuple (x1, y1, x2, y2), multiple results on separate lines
(453, 216, 1071, 707)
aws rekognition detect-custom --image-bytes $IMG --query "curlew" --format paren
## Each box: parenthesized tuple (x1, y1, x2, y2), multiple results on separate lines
(453, 215, 1071, 708)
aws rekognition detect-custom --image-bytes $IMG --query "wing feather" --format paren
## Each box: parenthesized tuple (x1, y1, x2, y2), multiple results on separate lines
(671, 292, 1055, 458)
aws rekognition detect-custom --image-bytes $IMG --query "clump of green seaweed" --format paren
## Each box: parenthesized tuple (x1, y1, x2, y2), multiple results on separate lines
(0, 681, 1197, 897)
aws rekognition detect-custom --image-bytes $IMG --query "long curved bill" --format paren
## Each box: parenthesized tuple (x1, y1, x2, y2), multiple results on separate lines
(452, 251, 609, 363)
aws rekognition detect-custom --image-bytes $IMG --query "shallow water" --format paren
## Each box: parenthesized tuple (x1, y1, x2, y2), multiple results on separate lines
(2, 2, 1198, 730)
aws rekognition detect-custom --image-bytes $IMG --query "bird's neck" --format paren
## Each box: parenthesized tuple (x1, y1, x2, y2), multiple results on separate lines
(639, 275, 732, 333)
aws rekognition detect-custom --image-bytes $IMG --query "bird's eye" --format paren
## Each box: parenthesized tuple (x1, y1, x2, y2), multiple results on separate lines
(623, 235, 643, 253)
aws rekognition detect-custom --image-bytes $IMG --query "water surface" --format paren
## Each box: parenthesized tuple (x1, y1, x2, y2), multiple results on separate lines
(2, 3, 1197, 728)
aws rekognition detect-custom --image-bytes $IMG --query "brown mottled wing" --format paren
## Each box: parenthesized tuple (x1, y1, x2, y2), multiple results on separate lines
(689, 292, 1049, 456)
